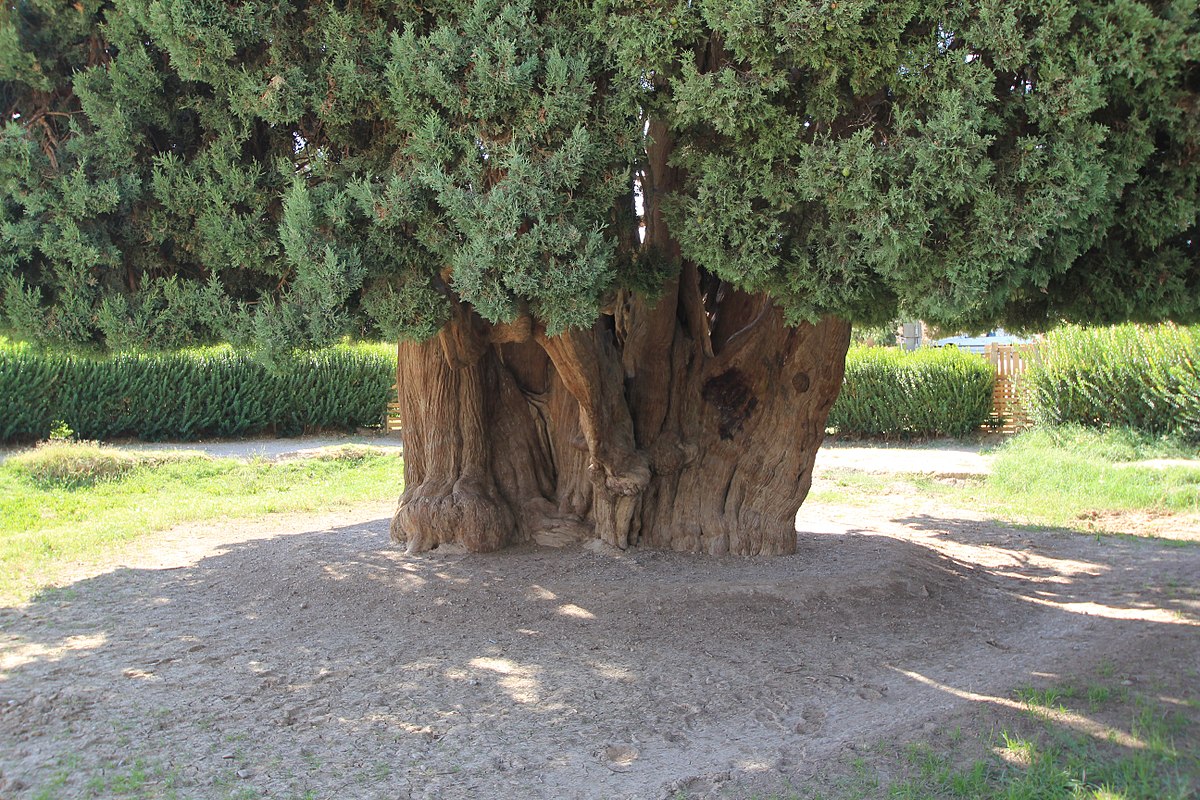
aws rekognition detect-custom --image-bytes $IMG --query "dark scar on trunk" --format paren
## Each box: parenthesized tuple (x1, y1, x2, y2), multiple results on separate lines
(702, 368, 758, 441)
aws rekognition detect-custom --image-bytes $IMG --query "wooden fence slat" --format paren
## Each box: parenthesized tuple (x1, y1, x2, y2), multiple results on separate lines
(385, 342, 404, 433)
(386, 400, 403, 432)
(984, 343, 1037, 434)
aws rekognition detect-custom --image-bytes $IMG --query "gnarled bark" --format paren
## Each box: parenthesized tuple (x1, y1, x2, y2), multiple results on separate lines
(390, 306, 593, 553)
(390, 290, 850, 556)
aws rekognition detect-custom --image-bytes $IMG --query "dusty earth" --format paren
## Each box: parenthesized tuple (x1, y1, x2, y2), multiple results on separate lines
(1, 452, 1198, 799)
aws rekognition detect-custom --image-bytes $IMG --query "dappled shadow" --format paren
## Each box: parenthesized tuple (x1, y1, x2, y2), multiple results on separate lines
(895, 513, 1200, 627)
(1, 508, 1198, 799)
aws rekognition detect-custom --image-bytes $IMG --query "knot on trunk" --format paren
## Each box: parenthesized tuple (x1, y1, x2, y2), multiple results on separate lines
(702, 368, 758, 440)
(648, 435, 699, 475)
(589, 456, 650, 497)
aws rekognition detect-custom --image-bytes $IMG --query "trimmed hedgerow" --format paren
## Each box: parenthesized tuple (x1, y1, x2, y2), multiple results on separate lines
(1024, 324, 1200, 441)
(828, 346, 995, 438)
(0, 341, 397, 443)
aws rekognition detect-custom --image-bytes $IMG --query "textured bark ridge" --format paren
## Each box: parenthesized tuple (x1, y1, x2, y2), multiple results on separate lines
(390, 291, 851, 555)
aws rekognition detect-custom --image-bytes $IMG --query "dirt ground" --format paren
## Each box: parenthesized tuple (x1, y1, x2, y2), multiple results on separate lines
(1, 459, 1198, 799)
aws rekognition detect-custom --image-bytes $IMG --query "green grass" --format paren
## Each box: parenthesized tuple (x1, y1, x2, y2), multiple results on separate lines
(999, 425, 1199, 463)
(981, 427, 1200, 529)
(1015, 684, 1079, 711)
(0, 441, 405, 604)
(920, 688, 1196, 800)
(811, 426, 1200, 536)
(7, 440, 211, 487)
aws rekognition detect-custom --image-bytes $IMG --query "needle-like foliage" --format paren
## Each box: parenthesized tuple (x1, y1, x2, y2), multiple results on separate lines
(1, 1, 1196, 348)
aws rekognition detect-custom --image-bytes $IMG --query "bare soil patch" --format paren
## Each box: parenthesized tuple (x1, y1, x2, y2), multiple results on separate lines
(1074, 507, 1200, 541)
(1, 479, 1197, 799)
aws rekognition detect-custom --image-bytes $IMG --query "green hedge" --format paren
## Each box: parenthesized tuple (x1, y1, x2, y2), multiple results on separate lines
(1025, 324, 1200, 441)
(0, 341, 397, 443)
(828, 346, 995, 438)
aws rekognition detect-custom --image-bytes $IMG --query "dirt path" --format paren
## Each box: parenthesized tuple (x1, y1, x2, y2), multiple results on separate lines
(0, 434, 407, 465)
(817, 439, 993, 475)
(1, 474, 1197, 799)
(1, 433, 993, 474)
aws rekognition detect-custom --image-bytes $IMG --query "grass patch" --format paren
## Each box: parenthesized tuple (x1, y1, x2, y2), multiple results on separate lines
(807, 469, 910, 505)
(982, 427, 1200, 530)
(810, 427, 1200, 537)
(0, 441, 404, 604)
(734, 670, 1198, 800)
(997, 425, 1199, 463)
(32, 753, 184, 800)
(1015, 684, 1079, 711)
(8, 440, 211, 487)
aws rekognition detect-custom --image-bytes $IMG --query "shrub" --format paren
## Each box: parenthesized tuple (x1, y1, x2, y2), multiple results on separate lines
(829, 346, 995, 438)
(1024, 324, 1200, 441)
(0, 342, 397, 443)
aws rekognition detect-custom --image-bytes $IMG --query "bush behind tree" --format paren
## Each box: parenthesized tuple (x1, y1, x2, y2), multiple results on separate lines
(829, 346, 995, 438)
(0, 341, 396, 443)
(1025, 324, 1200, 441)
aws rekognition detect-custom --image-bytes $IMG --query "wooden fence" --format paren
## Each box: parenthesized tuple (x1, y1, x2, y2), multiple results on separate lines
(984, 343, 1038, 433)
(385, 341, 404, 432)
(386, 395, 403, 432)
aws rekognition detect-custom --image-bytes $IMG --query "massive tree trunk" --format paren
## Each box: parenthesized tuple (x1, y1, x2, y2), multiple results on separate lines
(390, 109, 851, 556)
(390, 293, 850, 556)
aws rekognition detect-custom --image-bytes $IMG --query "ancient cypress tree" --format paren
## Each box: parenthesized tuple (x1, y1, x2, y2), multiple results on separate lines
(3, 1, 1198, 554)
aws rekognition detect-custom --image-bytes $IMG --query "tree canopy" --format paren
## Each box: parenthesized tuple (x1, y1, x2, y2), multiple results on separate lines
(3, 0, 1198, 354)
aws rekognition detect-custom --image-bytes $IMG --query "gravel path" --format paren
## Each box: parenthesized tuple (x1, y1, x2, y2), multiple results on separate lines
(2, 433, 995, 475)
(0, 433, 404, 464)
(817, 439, 992, 476)
(111, 433, 407, 461)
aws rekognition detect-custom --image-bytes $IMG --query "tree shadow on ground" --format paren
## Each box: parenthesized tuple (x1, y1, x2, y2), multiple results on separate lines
(895, 512, 1200, 624)
(0, 510, 1197, 799)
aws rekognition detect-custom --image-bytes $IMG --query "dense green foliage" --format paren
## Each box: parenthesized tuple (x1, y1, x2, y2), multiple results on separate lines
(1, 1, 1197, 350)
(0, 340, 396, 442)
(828, 345, 994, 438)
(1025, 324, 1200, 440)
